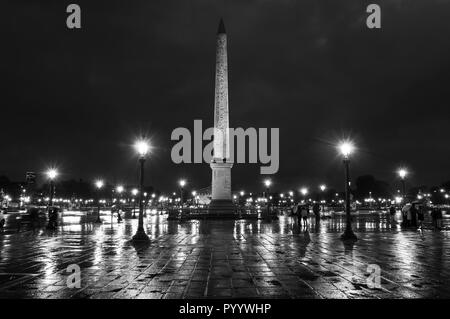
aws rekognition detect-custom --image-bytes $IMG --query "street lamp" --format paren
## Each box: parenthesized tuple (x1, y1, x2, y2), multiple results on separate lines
(45, 168, 59, 229)
(131, 188, 138, 218)
(319, 184, 327, 209)
(115, 185, 124, 205)
(94, 180, 104, 223)
(300, 187, 308, 198)
(263, 179, 272, 220)
(132, 139, 150, 242)
(338, 141, 357, 241)
(264, 179, 272, 200)
(397, 168, 408, 199)
(116, 185, 124, 194)
(46, 168, 58, 207)
(179, 179, 186, 207)
(192, 190, 197, 207)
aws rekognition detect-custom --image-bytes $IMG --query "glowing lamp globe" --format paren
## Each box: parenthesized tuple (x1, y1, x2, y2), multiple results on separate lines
(134, 140, 150, 158)
(95, 180, 104, 189)
(398, 168, 408, 179)
(46, 169, 58, 180)
(300, 187, 308, 196)
(339, 142, 354, 158)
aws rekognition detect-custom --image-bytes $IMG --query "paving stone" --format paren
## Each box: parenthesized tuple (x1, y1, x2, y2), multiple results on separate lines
(0, 211, 449, 299)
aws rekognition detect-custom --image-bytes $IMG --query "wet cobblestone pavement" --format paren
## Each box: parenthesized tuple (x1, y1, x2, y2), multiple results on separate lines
(1, 209, 450, 299)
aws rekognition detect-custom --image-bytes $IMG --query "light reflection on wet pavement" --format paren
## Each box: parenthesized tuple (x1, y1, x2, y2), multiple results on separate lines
(0, 209, 449, 299)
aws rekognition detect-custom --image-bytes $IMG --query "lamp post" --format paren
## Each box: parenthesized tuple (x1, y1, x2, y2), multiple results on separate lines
(288, 191, 294, 204)
(179, 179, 186, 208)
(45, 168, 58, 229)
(46, 169, 58, 208)
(116, 185, 124, 203)
(397, 168, 408, 199)
(339, 141, 357, 241)
(94, 180, 104, 223)
(238, 191, 244, 207)
(132, 140, 150, 242)
(264, 179, 272, 202)
(300, 187, 308, 202)
(264, 179, 272, 219)
(192, 190, 197, 207)
(131, 188, 138, 218)
(319, 184, 326, 210)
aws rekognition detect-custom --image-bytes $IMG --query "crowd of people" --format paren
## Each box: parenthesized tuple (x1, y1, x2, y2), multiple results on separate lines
(291, 202, 322, 228)
(290, 201, 445, 231)
(392, 203, 444, 230)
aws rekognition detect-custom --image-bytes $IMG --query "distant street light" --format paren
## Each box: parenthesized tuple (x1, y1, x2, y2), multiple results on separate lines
(116, 185, 124, 194)
(132, 139, 151, 242)
(179, 179, 186, 207)
(300, 187, 308, 197)
(45, 168, 59, 229)
(192, 190, 197, 207)
(131, 188, 139, 218)
(264, 179, 272, 201)
(338, 141, 357, 241)
(319, 184, 327, 209)
(94, 180, 104, 223)
(263, 179, 272, 220)
(397, 168, 408, 199)
(46, 168, 58, 207)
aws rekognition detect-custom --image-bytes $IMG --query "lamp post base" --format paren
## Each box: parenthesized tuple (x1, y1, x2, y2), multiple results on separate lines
(95, 218, 102, 224)
(132, 229, 150, 242)
(340, 229, 358, 241)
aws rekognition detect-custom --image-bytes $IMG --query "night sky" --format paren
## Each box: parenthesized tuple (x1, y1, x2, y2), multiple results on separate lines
(2, 0, 450, 193)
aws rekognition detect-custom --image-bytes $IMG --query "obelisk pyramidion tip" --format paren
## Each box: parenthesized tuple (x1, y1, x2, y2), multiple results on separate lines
(217, 18, 226, 34)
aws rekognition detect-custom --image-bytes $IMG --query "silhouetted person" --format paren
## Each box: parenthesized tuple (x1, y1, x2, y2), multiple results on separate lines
(431, 207, 438, 229)
(0, 210, 5, 229)
(389, 205, 396, 223)
(401, 204, 409, 226)
(313, 203, 321, 221)
(417, 205, 425, 229)
(300, 204, 309, 229)
(435, 207, 443, 230)
(46, 208, 58, 230)
(410, 204, 418, 228)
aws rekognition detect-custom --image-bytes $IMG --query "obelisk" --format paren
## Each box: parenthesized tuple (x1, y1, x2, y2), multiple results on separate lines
(209, 19, 235, 214)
